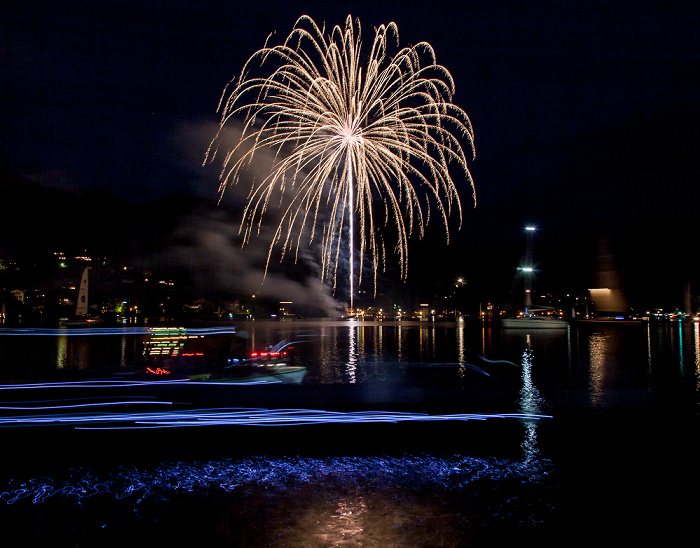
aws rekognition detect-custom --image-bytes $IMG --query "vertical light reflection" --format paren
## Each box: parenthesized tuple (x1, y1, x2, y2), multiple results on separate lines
(397, 324, 404, 361)
(311, 496, 367, 545)
(358, 323, 366, 360)
(678, 321, 684, 375)
(694, 321, 700, 395)
(56, 335, 68, 369)
(647, 321, 653, 373)
(481, 320, 493, 358)
(72, 337, 91, 369)
(520, 334, 543, 462)
(457, 321, 465, 364)
(520, 335, 541, 413)
(66, 337, 90, 369)
(318, 323, 334, 382)
(481, 322, 486, 357)
(588, 331, 607, 406)
(250, 326, 257, 355)
(419, 325, 427, 360)
(346, 322, 357, 383)
(120, 333, 128, 368)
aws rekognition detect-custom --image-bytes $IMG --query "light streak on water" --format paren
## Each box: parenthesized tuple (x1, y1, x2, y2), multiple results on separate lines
(0, 400, 175, 411)
(0, 327, 237, 337)
(0, 378, 274, 390)
(0, 406, 549, 430)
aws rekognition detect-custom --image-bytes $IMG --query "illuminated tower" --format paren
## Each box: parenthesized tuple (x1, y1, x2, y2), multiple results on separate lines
(523, 226, 536, 313)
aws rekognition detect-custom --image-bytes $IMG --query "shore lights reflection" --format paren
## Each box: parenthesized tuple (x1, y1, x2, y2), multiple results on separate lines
(520, 335, 545, 463)
(695, 322, 700, 391)
(346, 321, 358, 383)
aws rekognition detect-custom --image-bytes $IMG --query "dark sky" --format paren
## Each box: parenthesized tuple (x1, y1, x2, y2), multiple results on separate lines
(2, 0, 698, 306)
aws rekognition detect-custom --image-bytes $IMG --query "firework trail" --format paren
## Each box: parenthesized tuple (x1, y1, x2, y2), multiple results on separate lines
(205, 15, 475, 306)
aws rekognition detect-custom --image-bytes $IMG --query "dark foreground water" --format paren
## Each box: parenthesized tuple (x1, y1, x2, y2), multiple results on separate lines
(0, 319, 698, 546)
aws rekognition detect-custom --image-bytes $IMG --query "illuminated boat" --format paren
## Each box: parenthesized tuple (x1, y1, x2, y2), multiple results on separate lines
(501, 226, 569, 330)
(500, 315, 569, 329)
(143, 329, 306, 384)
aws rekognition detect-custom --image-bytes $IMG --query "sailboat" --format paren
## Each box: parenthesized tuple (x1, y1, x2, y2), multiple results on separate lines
(500, 308, 569, 329)
(62, 267, 100, 326)
(76, 266, 89, 317)
(500, 226, 568, 330)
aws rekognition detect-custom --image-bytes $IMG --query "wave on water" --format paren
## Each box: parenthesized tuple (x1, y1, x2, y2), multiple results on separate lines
(1, 453, 553, 506)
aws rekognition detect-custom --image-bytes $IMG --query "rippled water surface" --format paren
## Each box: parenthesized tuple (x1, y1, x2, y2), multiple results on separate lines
(1, 319, 698, 546)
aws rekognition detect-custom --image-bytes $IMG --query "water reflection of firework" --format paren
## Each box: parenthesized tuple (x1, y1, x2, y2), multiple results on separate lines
(205, 15, 475, 304)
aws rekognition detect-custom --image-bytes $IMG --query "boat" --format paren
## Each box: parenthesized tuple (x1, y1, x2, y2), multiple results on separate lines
(500, 226, 569, 330)
(142, 329, 307, 384)
(576, 314, 645, 325)
(61, 267, 101, 326)
(500, 314, 569, 329)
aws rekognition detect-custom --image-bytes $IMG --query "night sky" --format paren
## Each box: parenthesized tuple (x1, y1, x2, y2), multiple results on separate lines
(2, 0, 698, 309)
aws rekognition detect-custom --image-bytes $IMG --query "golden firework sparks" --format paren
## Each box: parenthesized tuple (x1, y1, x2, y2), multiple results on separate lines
(205, 15, 475, 306)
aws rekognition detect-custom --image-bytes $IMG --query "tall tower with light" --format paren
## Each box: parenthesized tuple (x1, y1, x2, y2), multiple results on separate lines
(523, 226, 536, 314)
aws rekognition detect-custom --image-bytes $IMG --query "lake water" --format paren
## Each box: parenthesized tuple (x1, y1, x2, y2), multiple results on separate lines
(0, 319, 698, 546)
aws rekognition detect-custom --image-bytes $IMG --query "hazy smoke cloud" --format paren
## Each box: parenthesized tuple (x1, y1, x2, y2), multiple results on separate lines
(153, 207, 346, 316)
(146, 119, 347, 315)
(174, 119, 292, 208)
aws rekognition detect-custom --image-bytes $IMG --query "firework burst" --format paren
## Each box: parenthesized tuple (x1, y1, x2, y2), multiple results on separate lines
(205, 14, 475, 305)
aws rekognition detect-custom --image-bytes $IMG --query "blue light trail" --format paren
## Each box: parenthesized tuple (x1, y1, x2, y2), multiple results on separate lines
(0, 327, 237, 336)
(0, 378, 278, 391)
(0, 406, 549, 430)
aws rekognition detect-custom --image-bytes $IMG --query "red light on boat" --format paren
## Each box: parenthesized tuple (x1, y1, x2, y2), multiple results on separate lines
(146, 367, 171, 375)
